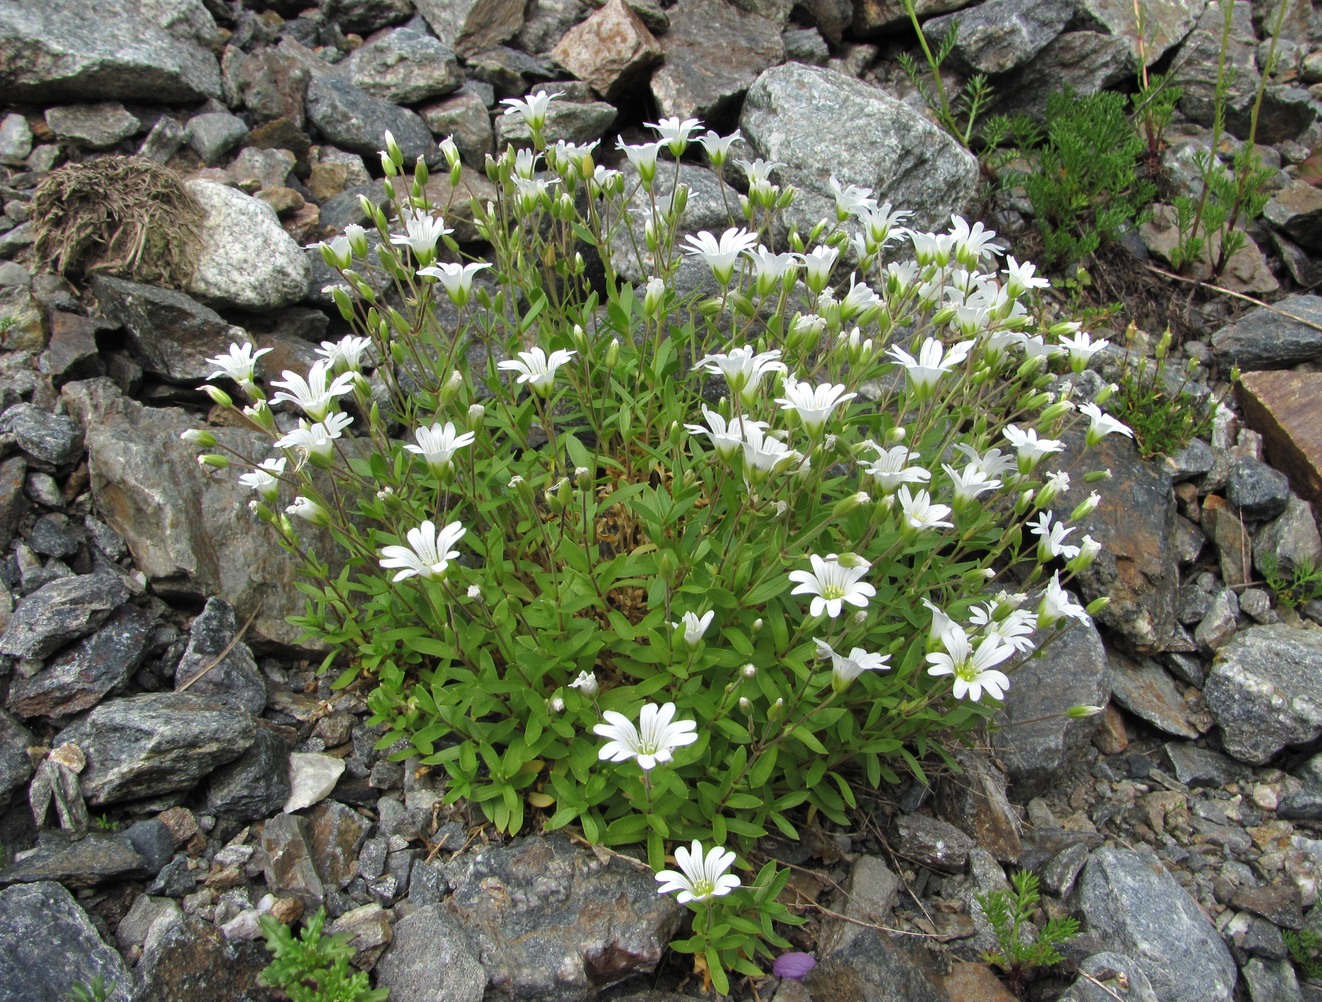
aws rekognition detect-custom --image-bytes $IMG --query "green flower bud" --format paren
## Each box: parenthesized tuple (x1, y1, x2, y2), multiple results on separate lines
(180, 429, 217, 448)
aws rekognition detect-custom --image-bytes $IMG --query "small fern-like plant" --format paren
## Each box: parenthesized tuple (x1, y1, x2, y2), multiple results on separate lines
(258, 909, 389, 1002)
(66, 977, 112, 1002)
(977, 870, 1079, 996)
(1285, 927, 1322, 983)
(1260, 557, 1322, 611)
(896, 0, 994, 149)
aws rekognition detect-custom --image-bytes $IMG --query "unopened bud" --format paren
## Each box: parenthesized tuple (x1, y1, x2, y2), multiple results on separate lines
(197, 453, 229, 469)
(1071, 492, 1101, 519)
(467, 403, 485, 432)
(741, 663, 756, 679)
(180, 429, 216, 447)
(549, 696, 566, 714)
(1085, 596, 1110, 616)
(1067, 704, 1106, 719)
(201, 384, 234, 408)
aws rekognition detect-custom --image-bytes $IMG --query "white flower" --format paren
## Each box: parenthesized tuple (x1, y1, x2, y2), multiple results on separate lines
(746, 246, 801, 295)
(775, 376, 856, 432)
(733, 157, 785, 202)
(814, 638, 890, 687)
(390, 207, 452, 259)
(379, 519, 466, 582)
(739, 423, 803, 479)
(1021, 335, 1065, 364)
(569, 670, 599, 698)
(274, 412, 354, 463)
(1059, 330, 1110, 371)
(500, 88, 563, 131)
(417, 261, 491, 307)
(498, 347, 577, 392)
(954, 443, 1019, 480)
(513, 147, 541, 179)
(802, 245, 838, 292)
(655, 840, 740, 904)
(693, 345, 786, 400)
(897, 486, 954, 532)
(788, 553, 876, 619)
(828, 175, 877, 218)
(1003, 256, 1050, 297)
(405, 421, 476, 474)
(1028, 511, 1081, 561)
(948, 215, 1004, 266)
(857, 202, 911, 247)
(859, 442, 930, 492)
(238, 457, 286, 502)
(1043, 470, 1071, 497)
(206, 342, 271, 386)
(593, 702, 698, 770)
(646, 115, 702, 155)
(316, 335, 373, 372)
(684, 406, 769, 459)
(943, 462, 1002, 504)
(286, 496, 329, 525)
(672, 610, 715, 647)
(1038, 572, 1090, 628)
(1002, 424, 1065, 472)
(1079, 402, 1133, 446)
(467, 584, 483, 599)
(695, 129, 741, 167)
(887, 337, 974, 397)
(616, 137, 666, 181)
(926, 623, 1013, 702)
(922, 597, 953, 646)
(682, 227, 760, 285)
(974, 605, 1038, 653)
(269, 361, 356, 422)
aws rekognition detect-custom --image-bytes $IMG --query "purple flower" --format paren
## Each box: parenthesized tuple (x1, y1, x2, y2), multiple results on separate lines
(773, 952, 817, 979)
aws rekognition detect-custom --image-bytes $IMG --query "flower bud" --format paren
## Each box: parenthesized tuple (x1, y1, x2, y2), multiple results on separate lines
(767, 697, 785, 721)
(286, 496, 330, 526)
(1083, 469, 1112, 484)
(201, 384, 234, 408)
(439, 135, 460, 169)
(180, 429, 216, 448)
(643, 277, 666, 320)
(1039, 400, 1074, 423)
(1071, 491, 1101, 520)
(741, 663, 757, 679)
(738, 696, 752, 713)
(549, 696, 566, 714)
(382, 130, 403, 168)
(197, 453, 229, 469)
(467, 403, 485, 433)
(833, 491, 870, 517)
(1067, 704, 1106, 719)
(605, 338, 620, 369)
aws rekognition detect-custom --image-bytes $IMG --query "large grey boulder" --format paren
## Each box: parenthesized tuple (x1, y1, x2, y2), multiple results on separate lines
(1211, 293, 1322, 371)
(0, 882, 133, 1002)
(375, 905, 487, 1002)
(184, 180, 311, 311)
(306, 74, 437, 165)
(348, 28, 463, 105)
(1204, 624, 1322, 764)
(57, 692, 255, 805)
(1077, 848, 1236, 1002)
(922, 0, 1073, 75)
(0, 0, 221, 103)
(0, 574, 130, 662)
(60, 379, 342, 648)
(740, 63, 979, 234)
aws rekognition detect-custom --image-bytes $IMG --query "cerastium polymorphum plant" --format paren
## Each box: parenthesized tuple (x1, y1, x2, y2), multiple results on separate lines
(185, 94, 1124, 989)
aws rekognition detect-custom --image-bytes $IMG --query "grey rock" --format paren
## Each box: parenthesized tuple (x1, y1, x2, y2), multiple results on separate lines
(1211, 294, 1322, 371)
(349, 28, 463, 105)
(444, 834, 680, 999)
(783, 27, 831, 65)
(1058, 951, 1159, 1002)
(1204, 623, 1322, 764)
(1077, 848, 1236, 1002)
(413, 0, 524, 58)
(1255, 497, 1322, 581)
(116, 894, 183, 952)
(174, 597, 266, 715)
(993, 614, 1108, 794)
(1239, 587, 1278, 624)
(419, 88, 493, 166)
(185, 180, 311, 311)
(61, 378, 343, 648)
(306, 74, 437, 165)
(135, 914, 268, 1002)
(57, 692, 255, 805)
(0, 458, 27, 552)
(935, 748, 1021, 863)
(1229, 457, 1292, 521)
(206, 725, 292, 821)
(652, 0, 785, 121)
(326, 902, 392, 969)
(375, 904, 486, 1002)
(261, 812, 325, 909)
(1177, 0, 1260, 135)
(464, 47, 557, 98)
(1108, 651, 1200, 739)
(91, 274, 246, 384)
(923, 0, 1072, 74)
(1041, 842, 1091, 899)
(322, 0, 414, 34)
(1194, 587, 1240, 653)
(8, 603, 152, 719)
(494, 99, 617, 147)
(1242, 958, 1303, 1002)
(44, 102, 140, 149)
(185, 112, 248, 166)
(1162, 742, 1252, 788)
(138, 114, 186, 163)
(890, 815, 974, 872)
(992, 31, 1136, 121)
(0, 574, 128, 661)
(818, 855, 901, 956)
(741, 63, 979, 236)
(0, 823, 171, 888)
(518, 0, 591, 55)
(1074, 0, 1206, 65)
(1281, 751, 1322, 821)
(0, 881, 133, 1002)
(28, 513, 82, 558)
(0, 114, 33, 165)
(803, 928, 949, 1002)
(307, 799, 372, 889)
(1265, 180, 1322, 253)
(0, 403, 83, 467)
(0, 711, 33, 808)
(0, 0, 222, 103)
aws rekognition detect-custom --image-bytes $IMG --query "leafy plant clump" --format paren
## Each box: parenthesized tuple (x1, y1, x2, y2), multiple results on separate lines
(32, 155, 206, 287)
(1107, 326, 1217, 460)
(978, 869, 1079, 995)
(186, 98, 1123, 986)
(1260, 556, 1322, 610)
(66, 977, 113, 1002)
(258, 909, 389, 1002)
(1285, 927, 1322, 983)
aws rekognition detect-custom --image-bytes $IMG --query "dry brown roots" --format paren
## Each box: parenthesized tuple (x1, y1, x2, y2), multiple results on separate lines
(32, 155, 205, 287)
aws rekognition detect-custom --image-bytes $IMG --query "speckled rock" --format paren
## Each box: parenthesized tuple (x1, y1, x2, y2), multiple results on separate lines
(0, 882, 133, 1002)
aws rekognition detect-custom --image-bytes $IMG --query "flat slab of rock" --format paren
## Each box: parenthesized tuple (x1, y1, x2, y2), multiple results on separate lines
(0, 573, 129, 662)
(414, 0, 524, 57)
(1077, 848, 1236, 1002)
(0, 822, 172, 888)
(375, 904, 487, 1002)
(1108, 651, 1200, 739)
(56, 692, 256, 805)
(1238, 369, 1322, 510)
(306, 74, 436, 165)
(0, 881, 133, 1002)
(922, 0, 1072, 74)
(1213, 294, 1322, 371)
(1204, 623, 1322, 764)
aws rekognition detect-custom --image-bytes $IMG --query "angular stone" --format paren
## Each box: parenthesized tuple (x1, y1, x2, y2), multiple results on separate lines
(1194, 587, 1239, 653)
(1229, 457, 1292, 521)
(0, 825, 169, 888)
(444, 834, 679, 999)
(741, 63, 979, 234)
(1058, 951, 1159, 1002)
(991, 31, 1135, 121)
(61, 378, 343, 648)
(551, 0, 663, 101)
(0, 573, 129, 661)
(0, 0, 222, 103)
(1204, 623, 1322, 764)
(419, 88, 493, 166)
(174, 597, 266, 715)
(1214, 295, 1322, 371)
(993, 614, 1108, 794)
(116, 894, 183, 952)
(0, 711, 33, 809)
(1075, 0, 1207, 65)
(818, 855, 901, 956)
(413, 0, 525, 58)
(206, 724, 293, 821)
(375, 904, 486, 1002)
(0, 882, 133, 1002)
(1176, 0, 1260, 135)
(1255, 496, 1322, 580)
(306, 74, 437, 165)
(1202, 494, 1253, 587)
(1265, 180, 1322, 253)
(851, 0, 973, 34)
(323, 0, 414, 34)
(8, 603, 152, 719)
(44, 102, 140, 149)
(0, 458, 26, 552)
(804, 928, 949, 1002)
(1139, 203, 1279, 296)
(1078, 848, 1236, 1002)
(134, 914, 268, 1002)
(1108, 651, 1200, 739)
(936, 748, 1021, 864)
(261, 812, 324, 909)
(307, 799, 372, 888)
(0, 114, 33, 165)
(0, 403, 82, 468)
(57, 692, 255, 805)
(349, 28, 463, 106)
(942, 962, 1020, 1002)
(1231, 882, 1304, 929)
(652, 0, 784, 121)
(91, 274, 246, 384)
(185, 180, 311, 311)
(184, 112, 248, 165)
(923, 0, 1072, 75)
(327, 903, 393, 969)
(1239, 370, 1322, 512)
(235, 48, 309, 127)
(284, 753, 347, 814)
(1162, 742, 1252, 788)
(891, 815, 974, 872)
(39, 312, 109, 387)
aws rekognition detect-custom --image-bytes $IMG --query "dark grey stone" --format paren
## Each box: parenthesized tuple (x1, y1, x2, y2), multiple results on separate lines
(1108, 651, 1200, 739)
(0, 711, 33, 808)
(0, 403, 82, 467)
(805, 928, 948, 1002)
(1211, 293, 1322, 371)
(184, 112, 249, 165)
(1058, 951, 1158, 1002)
(173, 598, 266, 715)
(375, 904, 487, 1002)
(923, 0, 1072, 74)
(1241, 957, 1304, 1002)
(0, 573, 129, 661)
(991, 31, 1135, 121)
(322, 0, 414, 34)
(44, 102, 140, 148)
(348, 27, 463, 105)
(1228, 458, 1292, 521)
(305, 74, 437, 165)
(261, 812, 325, 909)
(134, 914, 268, 1002)
(28, 513, 81, 558)
(0, 827, 165, 888)
(1162, 742, 1252, 788)
(206, 725, 292, 821)
(138, 114, 186, 163)
(651, 0, 784, 121)
(890, 815, 974, 872)
(56, 692, 256, 805)
(0, 881, 133, 1002)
